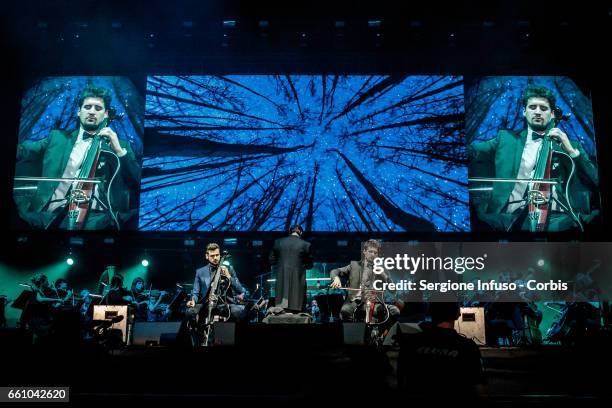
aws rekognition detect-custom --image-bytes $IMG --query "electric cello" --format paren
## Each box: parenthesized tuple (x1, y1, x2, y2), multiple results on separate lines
(66, 110, 117, 230)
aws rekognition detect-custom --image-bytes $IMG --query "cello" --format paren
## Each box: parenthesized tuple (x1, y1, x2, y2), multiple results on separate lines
(201, 251, 232, 346)
(525, 106, 563, 232)
(525, 105, 585, 232)
(66, 109, 119, 230)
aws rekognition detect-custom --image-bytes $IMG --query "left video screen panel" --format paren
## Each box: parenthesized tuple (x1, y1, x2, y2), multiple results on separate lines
(12, 77, 144, 230)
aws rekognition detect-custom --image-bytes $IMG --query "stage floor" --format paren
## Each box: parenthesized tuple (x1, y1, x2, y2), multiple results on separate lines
(1, 325, 610, 405)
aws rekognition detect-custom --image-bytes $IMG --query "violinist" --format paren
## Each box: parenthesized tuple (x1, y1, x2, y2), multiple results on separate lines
(130, 277, 149, 321)
(468, 84, 599, 232)
(129, 277, 167, 321)
(186, 243, 248, 325)
(104, 274, 133, 305)
(53, 279, 74, 305)
(14, 85, 141, 230)
(21, 274, 61, 339)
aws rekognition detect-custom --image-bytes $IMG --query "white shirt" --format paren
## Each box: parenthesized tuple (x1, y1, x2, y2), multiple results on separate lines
(506, 129, 543, 214)
(47, 128, 94, 212)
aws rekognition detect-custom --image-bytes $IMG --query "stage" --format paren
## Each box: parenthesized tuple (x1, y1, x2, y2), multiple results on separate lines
(1, 324, 610, 405)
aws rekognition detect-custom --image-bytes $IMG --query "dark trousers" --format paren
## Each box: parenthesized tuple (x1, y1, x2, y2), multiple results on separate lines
(186, 303, 246, 324)
(340, 300, 400, 323)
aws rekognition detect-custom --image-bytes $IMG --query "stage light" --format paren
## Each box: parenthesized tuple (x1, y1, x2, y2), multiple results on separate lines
(103, 238, 115, 244)
(223, 238, 238, 246)
(222, 260, 231, 267)
(183, 239, 195, 247)
(334, 20, 346, 28)
(141, 259, 149, 267)
(252, 240, 263, 247)
(66, 258, 74, 266)
(258, 20, 269, 28)
(69, 237, 84, 246)
(368, 20, 382, 28)
(336, 240, 348, 247)
(222, 20, 236, 28)
(537, 259, 545, 267)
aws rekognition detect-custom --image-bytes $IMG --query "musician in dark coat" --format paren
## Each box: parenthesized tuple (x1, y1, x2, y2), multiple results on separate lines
(468, 84, 599, 232)
(269, 224, 314, 312)
(186, 243, 247, 323)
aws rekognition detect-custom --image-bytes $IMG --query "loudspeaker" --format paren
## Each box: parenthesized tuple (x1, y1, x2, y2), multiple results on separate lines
(213, 322, 235, 346)
(93, 305, 132, 344)
(132, 321, 182, 346)
(343, 322, 367, 345)
(383, 322, 422, 346)
(454, 307, 486, 345)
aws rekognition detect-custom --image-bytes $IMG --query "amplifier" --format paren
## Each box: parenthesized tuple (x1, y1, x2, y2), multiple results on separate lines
(454, 307, 486, 345)
(132, 321, 182, 346)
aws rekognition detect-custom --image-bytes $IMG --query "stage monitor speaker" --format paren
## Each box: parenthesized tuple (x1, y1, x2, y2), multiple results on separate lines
(383, 322, 422, 346)
(132, 321, 182, 346)
(213, 322, 235, 346)
(343, 322, 367, 345)
(455, 307, 486, 345)
(93, 305, 132, 344)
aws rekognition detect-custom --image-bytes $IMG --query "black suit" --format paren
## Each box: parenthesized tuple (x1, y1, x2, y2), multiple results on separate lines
(269, 234, 313, 312)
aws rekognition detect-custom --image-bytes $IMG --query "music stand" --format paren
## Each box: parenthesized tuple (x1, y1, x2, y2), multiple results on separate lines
(10, 290, 33, 310)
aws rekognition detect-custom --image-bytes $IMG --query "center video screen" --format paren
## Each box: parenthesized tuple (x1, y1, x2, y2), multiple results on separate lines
(139, 75, 470, 232)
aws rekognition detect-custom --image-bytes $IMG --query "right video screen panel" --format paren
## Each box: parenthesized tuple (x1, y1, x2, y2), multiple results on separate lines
(465, 76, 600, 233)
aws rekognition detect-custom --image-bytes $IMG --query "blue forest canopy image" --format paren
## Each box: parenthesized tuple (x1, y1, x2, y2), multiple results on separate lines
(140, 75, 470, 232)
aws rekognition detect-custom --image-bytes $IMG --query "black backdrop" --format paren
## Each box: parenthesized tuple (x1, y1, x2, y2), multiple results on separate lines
(1, 0, 611, 291)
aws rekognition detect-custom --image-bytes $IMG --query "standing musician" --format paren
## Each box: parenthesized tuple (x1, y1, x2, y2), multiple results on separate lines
(269, 224, 314, 312)
(468, 84, 599, 232)
(186, 243, 248, 325)
(14, 85, 140, 230)
(329, 239, 400, 325)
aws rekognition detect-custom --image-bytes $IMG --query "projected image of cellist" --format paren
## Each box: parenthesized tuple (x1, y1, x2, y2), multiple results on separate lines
(14, 84, 141, 230)
(468, 84, 599, 232)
